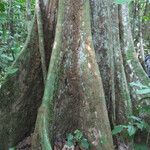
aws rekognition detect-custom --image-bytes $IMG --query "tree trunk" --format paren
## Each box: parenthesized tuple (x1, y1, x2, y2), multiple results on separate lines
(90, 0, 116, 127)
(0, 0, 57, 148)
(32, 0, 113, 149)
(90, 0, 132, 127)
(0, 19, 44, 149)
(26, 0, 32, 32)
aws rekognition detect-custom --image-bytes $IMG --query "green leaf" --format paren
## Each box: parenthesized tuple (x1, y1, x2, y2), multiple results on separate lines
(80, 138, 90, 149)
(142, 122, 150, 131)
(6, 67, 18, 75)
(66, 133, 74, 147)
(127, 125, 136, 136)
(139, 105, 150, 115)
(0, 13, 7, 24)
(135, 122, 144, 130)
(143, 16, 150, 21)
(129, 82, 148, 89)
(1, 54, 13, 61)
(74, 129, 83, 141)
(128, 116, 141, 122)
(112, 125, 126, 135)
(136, 88, 150, 95)
(114, 0, 132, 4)
(0, 2, 5, 12)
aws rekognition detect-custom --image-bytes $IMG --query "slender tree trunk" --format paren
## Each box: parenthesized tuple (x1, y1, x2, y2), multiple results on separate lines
(26, 0, 32, 32)
(139, 22, 145, 62)
(8, 0, 14, 37)
(8, 0, 15, 60)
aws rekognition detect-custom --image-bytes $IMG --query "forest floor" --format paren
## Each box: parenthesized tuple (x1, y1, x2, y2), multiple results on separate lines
(16, 136, 31, 150)
(15, 136, 83, 150)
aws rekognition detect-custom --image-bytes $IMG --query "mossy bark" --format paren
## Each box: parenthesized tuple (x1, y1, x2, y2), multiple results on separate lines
(0, 18, 44, 149)
(32, 0, 114, 149)
(0, 1, 57, 148)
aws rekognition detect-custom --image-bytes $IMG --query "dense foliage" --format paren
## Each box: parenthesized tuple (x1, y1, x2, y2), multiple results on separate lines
(0, 0, 35, 81)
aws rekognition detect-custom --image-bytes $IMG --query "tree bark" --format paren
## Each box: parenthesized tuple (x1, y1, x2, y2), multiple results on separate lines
(36, 0, 47, 84)
(0, 0, 57, 148)
(33, 0, 114, 149)
(0, 19, 44, 149)
(26, 0, 32, 32)
(90, 0, 116, 127)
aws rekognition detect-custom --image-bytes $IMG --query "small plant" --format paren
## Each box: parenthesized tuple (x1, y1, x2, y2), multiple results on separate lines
(114, 0, 132, 4)
(130, 81, 150, 95)
(129, 81, 150, 116)
(5, 67, 18, 75)
(112, 81, 150, 148)
(64, 129, 90, 150)
(112, 115, 150, 137)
